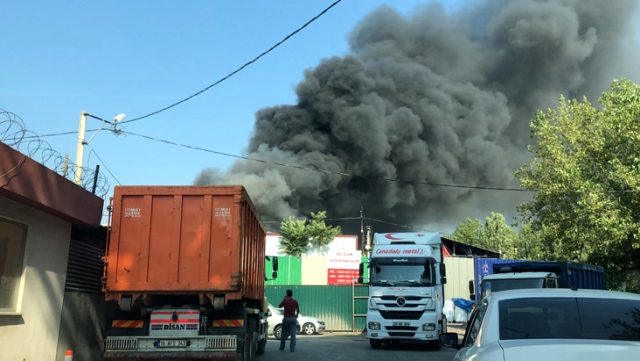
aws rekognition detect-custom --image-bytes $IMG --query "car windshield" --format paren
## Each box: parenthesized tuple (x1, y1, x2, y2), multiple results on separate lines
(499, 297, 640, 341)
(370, 258, 434, 287)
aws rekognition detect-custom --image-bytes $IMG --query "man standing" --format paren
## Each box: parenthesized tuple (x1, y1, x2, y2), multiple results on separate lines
(278, 289, 300, 352)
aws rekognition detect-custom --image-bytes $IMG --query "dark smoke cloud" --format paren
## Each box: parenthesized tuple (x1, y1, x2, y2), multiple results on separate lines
(195, 0, 640, 231)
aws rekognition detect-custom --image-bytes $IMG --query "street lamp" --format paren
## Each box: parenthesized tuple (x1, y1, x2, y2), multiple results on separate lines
(74, 111, 125, 184)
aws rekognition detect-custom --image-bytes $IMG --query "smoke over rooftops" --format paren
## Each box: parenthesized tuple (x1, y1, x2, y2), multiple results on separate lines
(195, 0, 640, 231)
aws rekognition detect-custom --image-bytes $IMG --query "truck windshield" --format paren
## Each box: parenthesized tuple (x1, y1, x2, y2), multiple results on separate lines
(370, 258, 434, 286)
(483, 278, 544, 296)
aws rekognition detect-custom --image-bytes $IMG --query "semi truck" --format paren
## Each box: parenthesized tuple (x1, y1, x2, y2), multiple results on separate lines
(359, 232, 447, 349)
(477, 260, 606, 300)
(103, 186, 276, 360)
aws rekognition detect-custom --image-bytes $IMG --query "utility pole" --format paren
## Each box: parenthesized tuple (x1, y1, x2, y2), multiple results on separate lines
(74, 111, 87, 184)
(73, 111, 125, 185)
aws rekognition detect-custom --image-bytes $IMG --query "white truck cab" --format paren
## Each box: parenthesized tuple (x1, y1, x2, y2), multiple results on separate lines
(362, 232, 446, 349)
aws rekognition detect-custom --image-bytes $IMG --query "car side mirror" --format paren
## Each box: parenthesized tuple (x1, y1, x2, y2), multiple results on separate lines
(439, 332, 461, 350)
(266, 310, 272, 317)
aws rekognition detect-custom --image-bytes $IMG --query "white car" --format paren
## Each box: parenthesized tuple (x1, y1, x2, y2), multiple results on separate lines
(440, 288, 640, 360)
(267, 305, 325, 339)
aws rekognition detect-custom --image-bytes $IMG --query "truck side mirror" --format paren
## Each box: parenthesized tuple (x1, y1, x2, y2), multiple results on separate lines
(440, 263, 447, 284)
(469, 280, 475, 297)
(272, 256, 279, 271)
(439, 332, 461, 350)
(359, 263, 364, 278)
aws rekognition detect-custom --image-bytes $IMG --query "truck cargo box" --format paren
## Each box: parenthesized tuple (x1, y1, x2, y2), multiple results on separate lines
(493, 260, 606, 290)
(105, 186, 265, 303)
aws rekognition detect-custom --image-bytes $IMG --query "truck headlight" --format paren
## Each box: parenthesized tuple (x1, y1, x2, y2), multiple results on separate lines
(368, 322, 381, 330)
(368, 298, 379, 310)
(423, 323, 436, 331)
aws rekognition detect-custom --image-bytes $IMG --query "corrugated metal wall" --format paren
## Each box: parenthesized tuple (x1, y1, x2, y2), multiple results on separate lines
(443, 256, 475, 300)
(265, 285, 367, 331)
(266, 256, 302, 285)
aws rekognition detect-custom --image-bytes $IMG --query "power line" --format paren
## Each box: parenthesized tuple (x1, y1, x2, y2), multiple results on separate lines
(20, 129, 102, 139)
(120, 0, 343, 125)
(120, 129, 530, 192)
(88, 149, 122, 185)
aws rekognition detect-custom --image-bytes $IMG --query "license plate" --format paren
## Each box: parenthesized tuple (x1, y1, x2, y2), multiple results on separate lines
(157, 339, 188, 348)
(393, 322, 410, 327)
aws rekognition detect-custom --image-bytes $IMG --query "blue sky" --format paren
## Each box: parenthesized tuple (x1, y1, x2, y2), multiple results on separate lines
(2, 0, 463, 195)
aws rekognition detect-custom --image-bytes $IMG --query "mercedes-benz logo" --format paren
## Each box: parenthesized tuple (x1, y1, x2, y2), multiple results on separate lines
(396, 297, 406, 307)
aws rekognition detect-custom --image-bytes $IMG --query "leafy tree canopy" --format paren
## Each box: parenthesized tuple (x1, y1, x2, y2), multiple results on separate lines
(517, 79, 640, 290)
(279, 211, 342, 257)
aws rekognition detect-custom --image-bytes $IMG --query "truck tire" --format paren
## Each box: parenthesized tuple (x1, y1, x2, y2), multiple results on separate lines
(369, 339, 382, 349)
(256, 338, 266, 355)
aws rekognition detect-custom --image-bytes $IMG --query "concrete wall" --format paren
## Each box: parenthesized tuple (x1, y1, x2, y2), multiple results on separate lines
(55, 293, 116, 361)
(444, 256, 475, 300)
(0, 196, 71, 361)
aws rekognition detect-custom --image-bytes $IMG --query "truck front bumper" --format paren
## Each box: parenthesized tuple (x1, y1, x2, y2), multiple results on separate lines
(366, 311, 441, 342)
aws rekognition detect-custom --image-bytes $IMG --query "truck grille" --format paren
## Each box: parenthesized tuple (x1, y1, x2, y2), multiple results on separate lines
(386, 326, 418, 331)
(105, 338, 138, 351)
(380, 310, 424, 320)
(380, 296, 423, 301)
(388, 332, 416, 337)
(205, 336, 236, 350)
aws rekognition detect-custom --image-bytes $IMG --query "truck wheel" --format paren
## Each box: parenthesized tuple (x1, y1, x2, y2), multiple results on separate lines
(302, 322, 316, 335)
(248, 320, 257, 361)
(369, 339, 382, 349)
(256, 338, 266, 355)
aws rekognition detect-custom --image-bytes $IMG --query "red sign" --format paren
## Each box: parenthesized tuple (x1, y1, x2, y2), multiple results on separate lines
(327, 269, 360, 285)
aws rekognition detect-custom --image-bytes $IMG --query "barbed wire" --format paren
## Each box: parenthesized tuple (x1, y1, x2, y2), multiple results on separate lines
(1, 109, 110, 198)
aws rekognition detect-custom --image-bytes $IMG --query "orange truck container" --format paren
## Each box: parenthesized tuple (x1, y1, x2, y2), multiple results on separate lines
(103, 186, 276, 360)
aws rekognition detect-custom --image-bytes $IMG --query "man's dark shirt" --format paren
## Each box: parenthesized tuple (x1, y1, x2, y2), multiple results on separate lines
(279, 297, 299, 318)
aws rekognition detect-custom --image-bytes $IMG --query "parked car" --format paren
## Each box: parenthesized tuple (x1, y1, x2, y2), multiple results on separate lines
(440, 288, 640, 360)
(267, 304, 325, 339)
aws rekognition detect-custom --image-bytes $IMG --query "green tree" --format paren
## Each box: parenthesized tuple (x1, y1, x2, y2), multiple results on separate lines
(279, 217, 308, 257)
(514, 222, 545, 260)
(279, 211, 342, 257)
(483, 212, 518, 259)
(451, 213, 519, 258)
(451, 217, 485, 248)
(517, 79, 640, 291)
(306, 211, 342, 250)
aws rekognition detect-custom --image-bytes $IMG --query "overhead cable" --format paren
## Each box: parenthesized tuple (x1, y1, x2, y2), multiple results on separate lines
(120, 0, 343, 125)
(119, 129, 530, 192)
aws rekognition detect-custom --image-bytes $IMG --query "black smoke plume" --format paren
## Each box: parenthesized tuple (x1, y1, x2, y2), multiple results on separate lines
(195, 0, 640, 231)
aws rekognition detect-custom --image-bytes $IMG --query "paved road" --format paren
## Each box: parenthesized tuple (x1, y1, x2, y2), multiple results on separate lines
(259, 333, 457, 361)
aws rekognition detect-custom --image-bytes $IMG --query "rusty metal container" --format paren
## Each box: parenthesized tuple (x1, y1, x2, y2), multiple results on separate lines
(105, 186, 265, 303)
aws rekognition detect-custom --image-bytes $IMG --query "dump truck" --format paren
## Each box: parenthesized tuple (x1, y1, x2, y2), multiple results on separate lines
(360, 232, 447, 349)
(103, 186, 276, 360)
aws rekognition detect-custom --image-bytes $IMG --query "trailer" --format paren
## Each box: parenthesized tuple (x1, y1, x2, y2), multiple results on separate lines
(103, 186, 276, 360)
